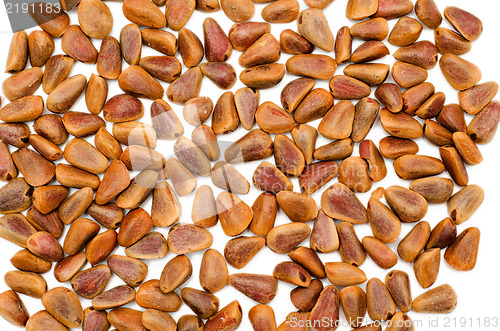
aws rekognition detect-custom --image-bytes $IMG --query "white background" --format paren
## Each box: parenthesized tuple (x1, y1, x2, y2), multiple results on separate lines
(0, 0, 499, 330)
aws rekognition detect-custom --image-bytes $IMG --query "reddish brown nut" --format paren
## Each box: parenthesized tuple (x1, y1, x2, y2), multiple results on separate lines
(367, 197, 401, 244)
(166, 0, 196, 30)
(85, 230, 117, 266)
(393, 155, 445, 180)
(120, 23, 142, 66)
(458, 82, 498, 115)
(63, 218, 100, 256)
(181, 287, 219, 319)
(338, 156, 372, 193)
(229, 22, 271, 52)
(467, 101, 500, 144)
(203, 17, 232, 62)
(444, 6, 483, 41)
(384, 186, 428, 223)
(308, 286, 340, 331)
(239, 33, 280, 68)
(414, 248, 441, 289)
(392, 62, 428, 89)
(393, 41, 438, 69)
(374, 0, 414, 20)
(385, 270, 412, 313)
(415, 0, 442, 29)
(389, 17, 423, 47)
(397, 221, 431, 263)
(248, 304, 276, 331)
(380, 108, 423, 139)
(412, 284, 457, 314)
(447, 184, 484, 225)
(0, 290, 30, 327)
(54, 252, 87, 283)
(229, 273, 277, 304)
(41, 287, 83, 328)
(375, 83, 403, 113)
(439, 145, 469, 187)
(240, 63, 286, 89)
(339, 286, 366, 328)
(136, 279, 182, 312)
(435, 28, 471, 56)
(297, 8, 334, 51)
(225, 236, 265, 269)
(346, 0, 378, 21)
(362, 236, 398, 269)
(107, 308, 146, 331)
(249, 192, 277, 236)
(124, 232, 168, 260)
(444, 227, 480, 271)
(27, 231, 63, 262)
(255, 101, 294, 134)
(205, 301, 242, 331)
(379, 137, 419, 160)
(199, 249, 229, 294)
(286, 55, 336, 81)
(426, 217, 457, 250)
(4, 270, 47, 299)
(403, 82, 435, 116)
(122, 0, 166, 28)
(294, 89, 334, 124)
(5, 31, 28, 74)
(280, 29, 314, 55)
(439, 53, 481, 91)
(216, 192, 253, 236)
(267, 223, 311, 254)
(366, 278, 396, 321)
(168, 223, 213, 254)
(299, 161, 338, 195)
(321, 183, 367, 225)
(336, 222, 366, 267)
(359, 140, 387, 182)
(351, 41, 390, 64)
(351, 18, 389, 41)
